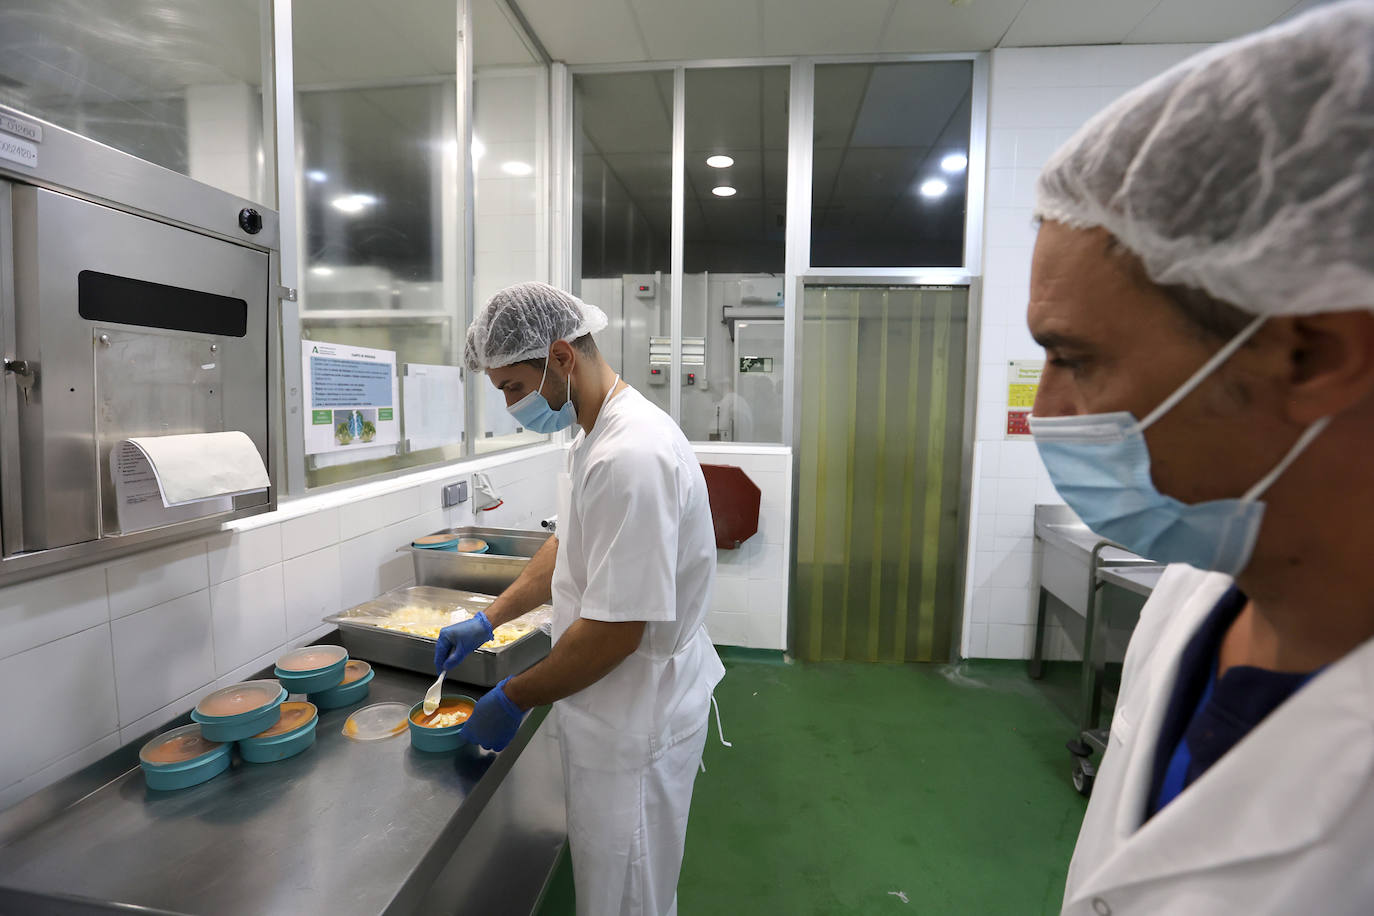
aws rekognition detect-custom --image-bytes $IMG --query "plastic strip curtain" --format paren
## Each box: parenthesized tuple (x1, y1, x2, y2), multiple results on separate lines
(795, 286, 968, 662)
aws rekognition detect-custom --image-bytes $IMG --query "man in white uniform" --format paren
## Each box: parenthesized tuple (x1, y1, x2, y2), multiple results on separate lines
(1024, 4, 1374, 914)
(437, 281, 725, 916)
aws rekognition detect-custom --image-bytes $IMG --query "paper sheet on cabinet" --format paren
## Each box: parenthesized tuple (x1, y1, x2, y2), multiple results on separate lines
(113, 432, 269, 534)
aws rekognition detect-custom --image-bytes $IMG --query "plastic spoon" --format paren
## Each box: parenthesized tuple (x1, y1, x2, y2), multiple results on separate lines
(423, 671, 446, 716)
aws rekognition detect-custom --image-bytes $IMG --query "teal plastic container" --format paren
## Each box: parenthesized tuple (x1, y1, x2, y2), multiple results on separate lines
(274, 644, 348, 695)
(412, 533, 461, 551)
(239, 701, 318, 764)
(192, 680, 287, 743)
(407, 696, 476, 752)
(309, 660, 374, 710)
(139, 724, 232, 791)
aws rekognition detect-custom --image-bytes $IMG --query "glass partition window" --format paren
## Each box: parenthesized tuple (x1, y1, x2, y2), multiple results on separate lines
(472, 0, 550, 454)
(682, 66, 788, 443)
(574, 71, 675, 418)
(811, 60, 973, 268)
(0, 0, 274, 205)
(295, 0, 465, 487)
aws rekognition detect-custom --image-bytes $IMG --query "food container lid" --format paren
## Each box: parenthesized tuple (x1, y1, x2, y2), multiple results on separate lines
(195, 679, 284, 719)
(343, 702, 411, 741)
(412, 534, 460, 549)
(276, 644, 348, 673)
(456, 537, 489, 553)
(140, 724, 223, 766)
(340, 660, 372, 686)
(252, 701, 317, 739)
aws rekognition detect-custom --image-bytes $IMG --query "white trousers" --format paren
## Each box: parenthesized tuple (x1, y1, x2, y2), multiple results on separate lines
(561, 721, 709, 916)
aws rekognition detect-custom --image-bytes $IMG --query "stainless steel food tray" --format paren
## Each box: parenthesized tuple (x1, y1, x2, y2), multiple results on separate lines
(401, 526, 552, 595)
(324, 585, 552, 687)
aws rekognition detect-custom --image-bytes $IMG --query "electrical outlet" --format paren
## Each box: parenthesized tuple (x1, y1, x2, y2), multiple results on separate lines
(442, 480, 468, 507)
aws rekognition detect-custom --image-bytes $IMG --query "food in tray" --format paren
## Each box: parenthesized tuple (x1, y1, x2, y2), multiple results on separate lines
(376, 618, 534, 649)
(411, 697, 474, 728)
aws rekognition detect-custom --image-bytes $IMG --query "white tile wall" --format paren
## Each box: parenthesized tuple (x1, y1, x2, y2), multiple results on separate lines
(0, 626, 118, 790)
(0, 444, 566, 811)
(210, 565, 288, 675)
(962, 42, 1205, 661)
(694, 447, 792, 651)
(111, 590, 215, 725)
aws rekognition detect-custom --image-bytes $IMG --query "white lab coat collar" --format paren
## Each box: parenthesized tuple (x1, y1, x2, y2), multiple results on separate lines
(1069, 569, 1374, 905)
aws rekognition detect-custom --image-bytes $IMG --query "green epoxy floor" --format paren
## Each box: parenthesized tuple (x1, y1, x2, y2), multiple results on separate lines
(536, 657, 1087, 915)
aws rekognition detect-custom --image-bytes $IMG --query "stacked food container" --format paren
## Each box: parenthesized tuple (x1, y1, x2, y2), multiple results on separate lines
(137, 643, 376, 791)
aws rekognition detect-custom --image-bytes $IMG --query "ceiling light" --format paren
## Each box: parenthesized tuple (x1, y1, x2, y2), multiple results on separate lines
(309, 266, 334, 277)
(305, 170, 327, 183)
(919, 178, 948, 199)
(471, 137, 485, 162)
(712, 186, 737, 197)
(331, 193, 377, 213)
(706, 155, 734, 168)
(940, 152, 968, 173)
(501, 160, 533, 177)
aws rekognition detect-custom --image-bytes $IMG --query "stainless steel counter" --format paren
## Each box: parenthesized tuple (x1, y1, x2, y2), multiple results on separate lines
(0, 637, 566, 915)
(1030, 505, 1164, 795)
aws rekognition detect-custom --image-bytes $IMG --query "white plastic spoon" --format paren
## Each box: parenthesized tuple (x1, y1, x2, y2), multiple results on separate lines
(423, 671, 445, 716)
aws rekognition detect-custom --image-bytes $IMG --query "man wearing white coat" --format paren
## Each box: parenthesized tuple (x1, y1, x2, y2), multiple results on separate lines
(1024, 4, 1374, 914)
(437, 281, 725, 916)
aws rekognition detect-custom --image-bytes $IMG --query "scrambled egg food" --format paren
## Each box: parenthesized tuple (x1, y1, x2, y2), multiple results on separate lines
(374, 609, 535, 650)
(429, 710, 468, 728)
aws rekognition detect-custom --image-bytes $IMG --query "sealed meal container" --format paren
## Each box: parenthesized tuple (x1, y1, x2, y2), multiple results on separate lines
(274, 644, 348, 694)
(412, 533, 461, 551)
(192, 680, 286, 743)
(139, 724, 231, 791)
(309, 660, 374, 710)
(324, 585, 552, 687)
(407, 696, 476, 752)
(239, 701, 318, 764)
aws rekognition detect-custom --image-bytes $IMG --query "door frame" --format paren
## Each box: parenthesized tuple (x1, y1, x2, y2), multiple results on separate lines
(786, 275, 983, 662)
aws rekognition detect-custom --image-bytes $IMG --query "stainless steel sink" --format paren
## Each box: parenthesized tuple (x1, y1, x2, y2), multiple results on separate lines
(400, 526, 552, 596)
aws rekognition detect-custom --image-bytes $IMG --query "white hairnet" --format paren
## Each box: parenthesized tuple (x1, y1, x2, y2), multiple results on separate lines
(1033, 1, 1374, 317)
(464, 281, 609, 371)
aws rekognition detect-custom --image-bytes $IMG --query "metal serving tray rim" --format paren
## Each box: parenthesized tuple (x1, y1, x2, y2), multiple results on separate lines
(323, 585, 547, 655)
(326, 616, 542, 655)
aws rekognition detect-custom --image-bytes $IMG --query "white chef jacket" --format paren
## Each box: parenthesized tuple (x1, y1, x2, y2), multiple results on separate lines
(550, 384, 725, 772)
(1062, 564, 1374, 915)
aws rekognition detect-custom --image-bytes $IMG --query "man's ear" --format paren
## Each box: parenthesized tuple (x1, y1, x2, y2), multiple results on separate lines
(549, 338, 577, 375)
(1285, 310, 1374, 424)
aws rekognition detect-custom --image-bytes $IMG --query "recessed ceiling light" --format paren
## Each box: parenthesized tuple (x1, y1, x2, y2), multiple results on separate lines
(919, 178, 948, 199)
(502, 160, 534, 177)
(331, 193, 377, 213)
(940, 152, 968, 173)
(309, 266, 334, 277)
(306, 169, 327, 183)
(706, 155, 734, 168)
(712, 186, 737, 197)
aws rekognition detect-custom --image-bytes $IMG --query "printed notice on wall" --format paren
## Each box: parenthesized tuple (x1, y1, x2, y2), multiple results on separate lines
(1006, 359, 1043, 439)
(302, 340, 400, 455)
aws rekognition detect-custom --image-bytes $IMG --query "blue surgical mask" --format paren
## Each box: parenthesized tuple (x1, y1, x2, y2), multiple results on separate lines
(507, 355, 577, 433)
(1029, 315, 1330, 575)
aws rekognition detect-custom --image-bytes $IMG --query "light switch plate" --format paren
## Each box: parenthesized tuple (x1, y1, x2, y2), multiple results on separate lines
(442, 481, 468, 507)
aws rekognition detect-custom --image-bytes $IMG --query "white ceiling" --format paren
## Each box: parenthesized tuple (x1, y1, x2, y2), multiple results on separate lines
(515, 0, 1325, 64)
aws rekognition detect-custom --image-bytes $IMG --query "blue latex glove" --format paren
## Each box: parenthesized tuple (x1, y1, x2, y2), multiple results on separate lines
(434, 611, 494, 673)
(458, 677, 524, 751)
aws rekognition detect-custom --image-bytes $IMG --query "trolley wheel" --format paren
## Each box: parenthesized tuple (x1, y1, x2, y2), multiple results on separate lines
(1071, 756, 1096, 797)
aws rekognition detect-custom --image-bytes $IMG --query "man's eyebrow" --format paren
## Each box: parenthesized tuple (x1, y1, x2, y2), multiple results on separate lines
(1032, 330, 1092, 350)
